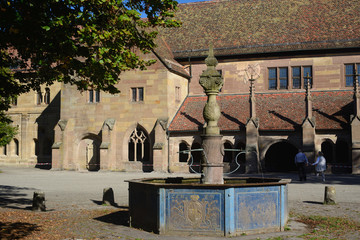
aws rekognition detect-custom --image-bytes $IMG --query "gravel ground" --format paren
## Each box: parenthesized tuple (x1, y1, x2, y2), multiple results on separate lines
(0, 167, 359, 239)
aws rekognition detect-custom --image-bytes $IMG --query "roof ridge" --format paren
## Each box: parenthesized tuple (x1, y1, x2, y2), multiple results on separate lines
(178, 0, 230, 6)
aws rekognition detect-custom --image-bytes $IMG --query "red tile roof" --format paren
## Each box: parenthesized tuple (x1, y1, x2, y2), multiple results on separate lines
(168, 91, 353, 132)
(161, 0, 360, 58)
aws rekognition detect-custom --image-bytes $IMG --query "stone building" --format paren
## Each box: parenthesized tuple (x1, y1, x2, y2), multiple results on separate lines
(1, 83, 61, 168)
(2, 0, 360, 174)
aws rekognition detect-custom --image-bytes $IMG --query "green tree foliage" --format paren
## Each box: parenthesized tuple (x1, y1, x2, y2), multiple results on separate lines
(0, 0, 180, 145)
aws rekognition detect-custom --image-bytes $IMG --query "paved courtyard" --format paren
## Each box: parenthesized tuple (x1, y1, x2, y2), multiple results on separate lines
(1, 166, 359, 239)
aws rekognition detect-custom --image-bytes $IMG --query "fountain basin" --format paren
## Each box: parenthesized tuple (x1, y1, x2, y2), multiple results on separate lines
(127, 177, 291, 236)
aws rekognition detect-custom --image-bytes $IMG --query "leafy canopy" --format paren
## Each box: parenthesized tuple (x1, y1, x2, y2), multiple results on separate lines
(0, 0, 180, 145)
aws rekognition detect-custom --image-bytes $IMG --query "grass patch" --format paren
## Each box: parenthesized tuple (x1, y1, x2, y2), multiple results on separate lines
(296, 214, 360, 239)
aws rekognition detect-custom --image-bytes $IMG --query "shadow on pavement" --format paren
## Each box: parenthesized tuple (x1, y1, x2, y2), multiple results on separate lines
(94, 208, 129, 226)
(0, 185, 35, 209)
(90, 199, 125, 209)
(303, 200, 323, 205)
(0, 221, 40, 239)
(230, 173, 360, 185)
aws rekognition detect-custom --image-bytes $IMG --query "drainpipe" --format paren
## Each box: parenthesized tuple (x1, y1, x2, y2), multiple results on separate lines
(187, 56, 192, 96)
(167, 129, 170, 173)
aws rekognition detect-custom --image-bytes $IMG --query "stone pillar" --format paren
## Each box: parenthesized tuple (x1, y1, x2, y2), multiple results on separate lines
(198, 46, 224, 184)
(351, 77, 360, 173)
(102, 188, 115, 205)
(201, 135, 224, 184)
(51, 120, 67, 170)
(32, 191, 46, 211)
(245, 118, 259, 173)
(152, 118, 168, 172)
(351, 117, 360, 173)
(100, 119, 115, 170)
(302, 119, 315, 161)
(324, 186, 336, 205)
(245, 78, 260, 173)
(302, 81, 315, 161)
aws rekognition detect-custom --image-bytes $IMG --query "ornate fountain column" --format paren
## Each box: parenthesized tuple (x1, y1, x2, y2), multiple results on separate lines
(199, 46, 224, 184)
(351, 73, 360, 173)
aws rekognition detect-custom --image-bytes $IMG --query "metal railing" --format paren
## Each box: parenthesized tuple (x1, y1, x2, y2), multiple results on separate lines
(178, 149, 246, 174)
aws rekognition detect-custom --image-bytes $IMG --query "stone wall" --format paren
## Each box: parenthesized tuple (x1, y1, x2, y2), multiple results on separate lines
(52, 57, 188, 171)
(1, 83, 61, 168)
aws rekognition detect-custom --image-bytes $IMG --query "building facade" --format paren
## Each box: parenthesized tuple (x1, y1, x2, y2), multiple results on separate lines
(2, 0, 360, 174)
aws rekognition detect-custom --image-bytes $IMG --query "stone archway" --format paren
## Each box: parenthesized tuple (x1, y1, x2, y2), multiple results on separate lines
(265, 141, 298, 172)
(78, 135, 101, 171)
(321, 140, 334, 164)
(179, 141, 190, 163)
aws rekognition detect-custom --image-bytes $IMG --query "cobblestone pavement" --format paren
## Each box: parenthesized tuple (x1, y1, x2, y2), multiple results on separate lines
(0, 167, 359, 239)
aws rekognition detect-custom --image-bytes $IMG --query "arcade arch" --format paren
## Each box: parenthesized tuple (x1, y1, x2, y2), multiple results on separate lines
(78, 134, 101, 171)
(265, 141, 298, 172)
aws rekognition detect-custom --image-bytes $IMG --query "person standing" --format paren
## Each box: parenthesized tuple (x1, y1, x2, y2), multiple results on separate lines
(312, 151, 326, 182)
(294, 149, 308, 181)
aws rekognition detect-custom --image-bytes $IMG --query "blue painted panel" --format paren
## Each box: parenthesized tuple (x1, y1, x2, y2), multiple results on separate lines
(234, 186, 280, 231)
(159, 188, 166, 234)
(165, 189, 224, 234)
(225, 188, 235, 236)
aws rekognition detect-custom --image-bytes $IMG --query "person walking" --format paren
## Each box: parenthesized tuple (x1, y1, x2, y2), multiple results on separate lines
(294, 149, 308, 181)
(312, 151, 327, 182)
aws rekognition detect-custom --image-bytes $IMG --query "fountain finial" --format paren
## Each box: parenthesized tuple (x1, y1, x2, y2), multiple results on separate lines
(205, 45, 218, 68)
(199, 46, 223, 135)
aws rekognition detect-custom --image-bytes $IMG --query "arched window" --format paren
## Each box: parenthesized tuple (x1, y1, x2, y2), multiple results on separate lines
(36, 91, 42, 105)
(128, 127, 149, 162)
(44, 88, 50, 104)
(179, 142, 189, 163)
(14, 139, 19, 156)
(2, 145, 7, 156)
(34, 139, 39, 156)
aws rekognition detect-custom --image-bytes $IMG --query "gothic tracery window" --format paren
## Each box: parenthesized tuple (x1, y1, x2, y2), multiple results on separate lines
(128, 127, 149, 162)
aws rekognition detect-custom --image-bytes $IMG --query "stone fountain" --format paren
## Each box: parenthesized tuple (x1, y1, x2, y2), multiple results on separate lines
(127, 47, 290, 236)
